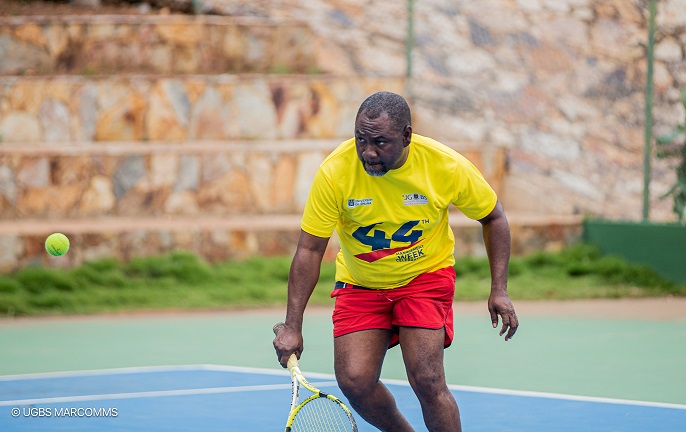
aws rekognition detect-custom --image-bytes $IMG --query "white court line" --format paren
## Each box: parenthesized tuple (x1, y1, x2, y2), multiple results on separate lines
(378, 377, 686, 411)
(0, 381, 340, 407)
(0, 363, 343, 381)
(0, 365, 212, 381)
(450, 384, 686, 410)
(1, 364, 685, 411)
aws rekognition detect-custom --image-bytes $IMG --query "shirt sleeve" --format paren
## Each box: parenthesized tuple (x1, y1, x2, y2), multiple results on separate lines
(452, 154, 498, 220)
(300, 167, 340, 238)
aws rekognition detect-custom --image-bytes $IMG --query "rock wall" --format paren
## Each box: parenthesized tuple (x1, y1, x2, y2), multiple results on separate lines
(0, 75, 412, 220)
(202, 0, 686, 221)
(0, 15, 316, 75)
(4, 1, 682, 221)
(7, 0, 679, 269)
(0, 10, 548, 273)
(0, 75, 403, 143)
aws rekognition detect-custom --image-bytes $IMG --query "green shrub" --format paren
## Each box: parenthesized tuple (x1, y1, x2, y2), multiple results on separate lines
(0, 244, 682, 317)
(16, 267, 80, 293)
(0, 277, 20, 293)
(125, 251, 212, 283)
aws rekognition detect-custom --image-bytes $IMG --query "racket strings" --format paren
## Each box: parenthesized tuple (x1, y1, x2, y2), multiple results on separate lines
(291, 397, 356, 432)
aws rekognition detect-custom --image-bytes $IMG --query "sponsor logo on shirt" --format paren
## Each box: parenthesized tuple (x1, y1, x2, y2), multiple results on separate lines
(395, 244, 425, 262)
(347, 198, 373, 208)
(402, 193, 428, 206)
(353, 221, 424, 263)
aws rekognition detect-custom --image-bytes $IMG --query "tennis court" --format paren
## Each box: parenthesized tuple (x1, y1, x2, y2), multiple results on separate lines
(1, 301, 685, 431)
(1, 364, 684, 431)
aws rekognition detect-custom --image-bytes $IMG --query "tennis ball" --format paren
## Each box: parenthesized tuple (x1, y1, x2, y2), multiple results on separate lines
(45, 233, 70, 257)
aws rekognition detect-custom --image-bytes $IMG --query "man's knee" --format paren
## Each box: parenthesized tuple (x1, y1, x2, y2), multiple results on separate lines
(408, 368, 449, 401)
(335, 368, 378, 401)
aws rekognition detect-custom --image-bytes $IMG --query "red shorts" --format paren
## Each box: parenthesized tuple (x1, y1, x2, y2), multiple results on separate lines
(330, 266, 456, 349)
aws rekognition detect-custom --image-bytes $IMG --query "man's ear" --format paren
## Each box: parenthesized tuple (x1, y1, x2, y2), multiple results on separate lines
(403, 125, 413, 146)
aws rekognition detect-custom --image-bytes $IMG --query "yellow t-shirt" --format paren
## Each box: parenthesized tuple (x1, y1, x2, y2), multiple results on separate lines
(301, 133, 497, 288)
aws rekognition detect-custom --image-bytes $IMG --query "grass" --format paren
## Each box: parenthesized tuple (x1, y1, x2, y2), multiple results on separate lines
(456, 244, 683, 300)
(0, 244, 683, 318)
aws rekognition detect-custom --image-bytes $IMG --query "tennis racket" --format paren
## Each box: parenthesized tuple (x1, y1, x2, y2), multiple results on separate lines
(273, 322, 358, 432)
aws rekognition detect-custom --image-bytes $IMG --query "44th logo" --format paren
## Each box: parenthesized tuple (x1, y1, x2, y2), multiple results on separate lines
(352, 221, 423, 263)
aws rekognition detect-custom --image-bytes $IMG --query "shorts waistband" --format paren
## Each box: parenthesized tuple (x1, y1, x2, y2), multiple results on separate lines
(334, 281, 373, 290)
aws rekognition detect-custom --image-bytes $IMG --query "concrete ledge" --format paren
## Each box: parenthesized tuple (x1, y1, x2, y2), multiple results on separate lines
(0, 139, 505, 155)
(0, 140, 343, 155)
(0, 213, 583, 234)
(0, 15, 305, 25)
(0, 215, 303, 235)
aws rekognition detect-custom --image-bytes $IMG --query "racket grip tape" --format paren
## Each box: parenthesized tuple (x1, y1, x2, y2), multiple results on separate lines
(273, 322, 300, 370)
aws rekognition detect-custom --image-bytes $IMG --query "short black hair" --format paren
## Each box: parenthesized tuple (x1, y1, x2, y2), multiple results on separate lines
(356, 91, 411, 133)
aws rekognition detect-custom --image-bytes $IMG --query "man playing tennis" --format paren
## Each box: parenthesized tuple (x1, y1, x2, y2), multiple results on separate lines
(273, 91, 518, 431)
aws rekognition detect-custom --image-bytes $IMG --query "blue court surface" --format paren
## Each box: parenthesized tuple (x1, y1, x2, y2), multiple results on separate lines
(1, 364, 684, 431)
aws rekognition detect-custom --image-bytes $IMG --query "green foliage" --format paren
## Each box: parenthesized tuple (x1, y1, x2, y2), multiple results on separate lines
(72, 258, 127, 288)
(454, 243, 683, 301)
(0, 277, 20, 294)
(656, 86, 686, 222)
(124, 251, 213, 284)
(454, 256, 491, 278)
(0, 245, 683, 317)
(16, 267, 81, 293)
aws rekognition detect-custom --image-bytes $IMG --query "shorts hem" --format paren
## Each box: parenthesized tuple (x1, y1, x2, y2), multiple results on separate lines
(333, 327, 392, 339)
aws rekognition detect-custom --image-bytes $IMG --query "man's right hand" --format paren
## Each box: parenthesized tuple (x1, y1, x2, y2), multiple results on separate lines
(272, 323, 304, 368)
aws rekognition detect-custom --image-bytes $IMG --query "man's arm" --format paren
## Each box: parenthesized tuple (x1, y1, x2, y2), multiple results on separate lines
(478, 200, 519, 341)
(273, 230, 330, 367)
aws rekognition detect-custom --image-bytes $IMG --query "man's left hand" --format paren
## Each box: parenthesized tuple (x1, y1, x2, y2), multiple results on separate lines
(488, 291, 519, 341)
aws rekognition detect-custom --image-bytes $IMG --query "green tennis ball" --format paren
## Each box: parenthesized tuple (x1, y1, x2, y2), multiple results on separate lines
(45, 233, 70, 257)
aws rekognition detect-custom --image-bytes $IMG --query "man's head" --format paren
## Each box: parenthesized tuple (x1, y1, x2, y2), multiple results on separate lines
(354, 92, 412, 176)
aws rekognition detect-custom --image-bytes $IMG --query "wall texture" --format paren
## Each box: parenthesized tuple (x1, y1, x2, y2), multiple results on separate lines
(0, 15, 316, 75)
(202, 0, 686, 222)
(5, 1, 680, 269)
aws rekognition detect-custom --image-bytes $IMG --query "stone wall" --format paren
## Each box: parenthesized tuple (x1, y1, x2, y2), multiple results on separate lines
(0, 68, 521, 271)
(203, 0, 686, 222)
(408, 0, 686, 222)
(0, 75, 404, 143)
(0, 75, 411, 219)
(0, 15, 316, 75)
(0, 4, 604, 271)
(0, 139, 505, 219)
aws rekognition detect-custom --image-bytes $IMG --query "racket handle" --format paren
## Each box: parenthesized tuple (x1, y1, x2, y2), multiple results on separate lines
(287, 353, 299, 370)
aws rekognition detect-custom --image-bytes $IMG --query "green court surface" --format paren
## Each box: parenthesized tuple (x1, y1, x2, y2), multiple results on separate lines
(1, 303, 685, 406)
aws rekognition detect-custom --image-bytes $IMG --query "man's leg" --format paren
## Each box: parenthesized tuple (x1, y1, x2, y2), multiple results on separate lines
(334, 330, 415, 432)
(399, 327, 461, 432)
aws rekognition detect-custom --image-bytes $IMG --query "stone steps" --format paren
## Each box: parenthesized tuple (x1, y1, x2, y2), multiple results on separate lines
(0, 14, 317, 75)
(0, 213, 583, 271)
(0, 12, 586, 273)
(0, 139, 506, 220)
(0, 74, 405, 142)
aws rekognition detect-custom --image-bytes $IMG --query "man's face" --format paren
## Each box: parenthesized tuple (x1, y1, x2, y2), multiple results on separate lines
(355, 111, 411, 177)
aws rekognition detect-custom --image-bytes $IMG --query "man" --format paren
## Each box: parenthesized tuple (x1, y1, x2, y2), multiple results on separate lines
(273, 91, 518, 431)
